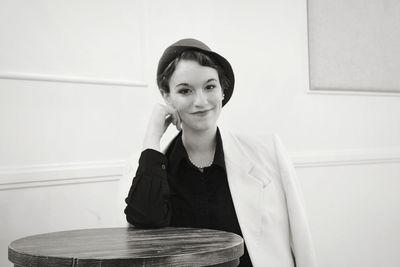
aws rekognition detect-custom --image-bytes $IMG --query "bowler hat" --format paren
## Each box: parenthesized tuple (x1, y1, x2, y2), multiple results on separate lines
(157, 38, 234, 106)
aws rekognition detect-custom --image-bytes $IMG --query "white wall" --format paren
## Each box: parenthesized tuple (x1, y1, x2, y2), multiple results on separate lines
(1, 0, 399, 266)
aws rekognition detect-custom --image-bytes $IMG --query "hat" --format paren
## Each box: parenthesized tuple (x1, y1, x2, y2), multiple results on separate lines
(157, 38, 235, 106)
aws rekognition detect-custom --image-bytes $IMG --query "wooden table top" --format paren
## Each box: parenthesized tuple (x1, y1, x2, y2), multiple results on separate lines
(8, 227, 244, 267)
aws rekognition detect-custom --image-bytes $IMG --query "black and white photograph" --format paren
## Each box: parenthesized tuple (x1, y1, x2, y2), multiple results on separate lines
(1, 0, 399, 266)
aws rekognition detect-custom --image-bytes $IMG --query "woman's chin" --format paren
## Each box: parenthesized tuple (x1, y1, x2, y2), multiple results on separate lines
(182, 121, 217, 132)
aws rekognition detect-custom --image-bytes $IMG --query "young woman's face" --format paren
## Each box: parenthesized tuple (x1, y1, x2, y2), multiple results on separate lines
(164, 59, 223, 133)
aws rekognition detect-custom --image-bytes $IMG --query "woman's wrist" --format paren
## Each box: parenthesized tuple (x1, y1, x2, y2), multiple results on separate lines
(142, 133, 162, 152)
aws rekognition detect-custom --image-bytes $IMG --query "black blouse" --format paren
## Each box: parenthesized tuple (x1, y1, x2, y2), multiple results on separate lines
(124, 129, 252, 266)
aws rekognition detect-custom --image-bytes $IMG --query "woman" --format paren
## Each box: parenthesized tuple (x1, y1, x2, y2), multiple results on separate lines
(124, 38, 317, 267)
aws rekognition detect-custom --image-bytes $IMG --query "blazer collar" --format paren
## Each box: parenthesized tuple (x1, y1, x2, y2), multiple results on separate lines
(219, 129, 252, 173)
(219, 129, 270, 235)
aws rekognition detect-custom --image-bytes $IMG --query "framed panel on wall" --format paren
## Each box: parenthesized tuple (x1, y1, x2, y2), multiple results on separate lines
(307, 0, 400, 93)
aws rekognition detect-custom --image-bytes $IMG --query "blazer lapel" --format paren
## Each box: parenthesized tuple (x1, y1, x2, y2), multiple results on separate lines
(220, 129, 270, 234)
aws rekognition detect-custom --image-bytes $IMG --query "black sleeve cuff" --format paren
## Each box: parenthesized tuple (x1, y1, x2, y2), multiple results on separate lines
(137, 149, 168, 176)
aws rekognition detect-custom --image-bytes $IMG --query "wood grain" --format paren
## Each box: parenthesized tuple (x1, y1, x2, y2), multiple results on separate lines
(9, 227, 244, 267)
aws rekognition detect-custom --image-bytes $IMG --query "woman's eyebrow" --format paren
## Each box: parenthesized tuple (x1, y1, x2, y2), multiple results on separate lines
(204, 78, 217, 84)
(175, 83, 191, 88)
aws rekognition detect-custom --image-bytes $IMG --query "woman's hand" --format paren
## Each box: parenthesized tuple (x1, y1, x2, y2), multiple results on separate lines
(142, 103, 181, 151)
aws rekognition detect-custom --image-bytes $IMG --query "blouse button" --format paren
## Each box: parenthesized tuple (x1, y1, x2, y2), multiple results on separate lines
(161, 164, 166, 170)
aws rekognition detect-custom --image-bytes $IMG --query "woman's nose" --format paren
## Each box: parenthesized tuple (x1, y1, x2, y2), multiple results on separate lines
(194, 90, 208, 106)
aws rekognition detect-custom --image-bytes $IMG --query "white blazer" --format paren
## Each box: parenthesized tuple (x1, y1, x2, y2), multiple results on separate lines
(128, 129, 318, 266)
(218, 129, 318, 267)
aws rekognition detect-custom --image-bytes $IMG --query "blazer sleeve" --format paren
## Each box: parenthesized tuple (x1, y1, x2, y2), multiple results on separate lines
(273, 135, 318, 267)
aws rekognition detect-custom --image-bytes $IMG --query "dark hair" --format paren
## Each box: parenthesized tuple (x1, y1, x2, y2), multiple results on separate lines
(157, 50, 230, 93)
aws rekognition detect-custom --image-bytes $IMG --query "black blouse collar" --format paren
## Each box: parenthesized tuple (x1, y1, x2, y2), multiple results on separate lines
(166, 128, 226, 175)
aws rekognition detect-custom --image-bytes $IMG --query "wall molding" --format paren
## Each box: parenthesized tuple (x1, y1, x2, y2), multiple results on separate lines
(292, 148, 400, 168)
(306, 87, 400, 98)
(0, 72, 148, 87)
(0, 160, 128, 190)
(1, 148, 399, 190)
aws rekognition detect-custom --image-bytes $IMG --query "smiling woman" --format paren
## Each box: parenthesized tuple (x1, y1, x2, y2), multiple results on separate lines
(165, 59, 223, 133)
(124, 38, 318, 267)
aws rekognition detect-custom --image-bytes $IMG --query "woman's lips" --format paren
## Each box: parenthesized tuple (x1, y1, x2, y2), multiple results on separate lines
(191, 109, 212, 116)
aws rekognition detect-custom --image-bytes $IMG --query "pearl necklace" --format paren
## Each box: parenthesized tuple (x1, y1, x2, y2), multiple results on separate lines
(188, 155, 213, 169)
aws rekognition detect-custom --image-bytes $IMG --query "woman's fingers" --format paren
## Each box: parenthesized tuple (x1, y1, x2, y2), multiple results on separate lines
(175, 110, 182, 131)
(143, 103, 183, 151)
(164, 104, 181, 131)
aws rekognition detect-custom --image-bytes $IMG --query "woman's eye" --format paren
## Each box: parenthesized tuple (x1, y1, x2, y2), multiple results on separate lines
(205, 84, 216, 90)
(178, 89, 190, 95)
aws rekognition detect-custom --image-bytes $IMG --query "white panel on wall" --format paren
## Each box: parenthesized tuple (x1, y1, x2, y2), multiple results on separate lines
(0, 0, 145, 81)
(0, 80, 153, 166)
(0, 179, 124, 267)
(308, 0, 400, 93)
(298, 162, 400, 267)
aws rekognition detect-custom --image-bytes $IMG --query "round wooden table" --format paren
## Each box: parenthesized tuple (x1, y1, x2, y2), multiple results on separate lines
(8, 227, 244, 267)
